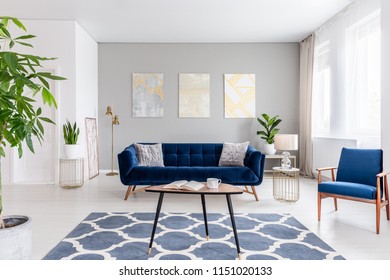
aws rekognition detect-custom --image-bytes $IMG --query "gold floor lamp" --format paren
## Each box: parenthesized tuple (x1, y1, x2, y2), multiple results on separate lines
(105, 106, 119, 176)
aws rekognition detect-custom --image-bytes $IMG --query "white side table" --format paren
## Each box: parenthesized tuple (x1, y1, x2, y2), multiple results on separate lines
(59, 158, 84, 188)
(272, 167, 300, 202)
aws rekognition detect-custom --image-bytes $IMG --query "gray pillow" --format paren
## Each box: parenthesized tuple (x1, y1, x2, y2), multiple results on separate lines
(218, 141, 249, 167)
(134, 143, 164, 167)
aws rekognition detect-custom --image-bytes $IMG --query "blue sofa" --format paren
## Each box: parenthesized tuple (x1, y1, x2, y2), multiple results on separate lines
(117, 143, 265, 201)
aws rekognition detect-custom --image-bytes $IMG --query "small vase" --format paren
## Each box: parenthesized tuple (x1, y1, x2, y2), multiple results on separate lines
(64, 144, 81, 158)
(264, 143, 276, 155)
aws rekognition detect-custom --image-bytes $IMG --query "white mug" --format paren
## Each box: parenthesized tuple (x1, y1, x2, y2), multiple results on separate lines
(207, 178, 221, 189)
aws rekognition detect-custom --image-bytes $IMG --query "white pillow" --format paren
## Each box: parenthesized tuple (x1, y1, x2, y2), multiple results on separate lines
(134, 143, 164, 167)
(218, 141, 249, 167)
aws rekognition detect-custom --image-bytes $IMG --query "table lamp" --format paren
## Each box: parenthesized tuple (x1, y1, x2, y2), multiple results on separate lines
(274, 134, 298, 169)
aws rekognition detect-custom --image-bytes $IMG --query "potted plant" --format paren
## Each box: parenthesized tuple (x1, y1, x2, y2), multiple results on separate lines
(63, 119, 80, 158)
(256, 113, 282, 155)
(0, 17, 65, 259)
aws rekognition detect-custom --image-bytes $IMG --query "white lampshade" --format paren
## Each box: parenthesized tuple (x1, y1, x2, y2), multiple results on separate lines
(274, 134, 298, 151)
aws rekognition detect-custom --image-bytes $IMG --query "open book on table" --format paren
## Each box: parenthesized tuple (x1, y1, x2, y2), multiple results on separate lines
(163, 180, 205, 191)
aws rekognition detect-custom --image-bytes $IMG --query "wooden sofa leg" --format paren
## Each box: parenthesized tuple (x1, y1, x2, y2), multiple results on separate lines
(251, 186, 259, 201)
(242, 186, 259, 201)
(124, 186, 133, 200)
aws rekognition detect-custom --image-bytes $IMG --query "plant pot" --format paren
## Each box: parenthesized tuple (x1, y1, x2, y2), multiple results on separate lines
(0, 215, 32, 260)
(64, 144, 81, 158)
(264, 143, 276, 155)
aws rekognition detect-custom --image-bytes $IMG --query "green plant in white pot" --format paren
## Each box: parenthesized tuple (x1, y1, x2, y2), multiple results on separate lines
(63, 119, 80, 158)
(256, 113, 282, 155)
(0, 17, 65, 259)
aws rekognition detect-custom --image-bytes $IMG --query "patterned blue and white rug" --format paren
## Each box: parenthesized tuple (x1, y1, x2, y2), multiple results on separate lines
(43, 212, 344, 260)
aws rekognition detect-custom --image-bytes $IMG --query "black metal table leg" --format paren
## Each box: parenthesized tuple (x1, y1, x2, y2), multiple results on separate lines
(148, 192, 165, 254)
(201, 194, 209, 240)
(226, 194, 241, 259)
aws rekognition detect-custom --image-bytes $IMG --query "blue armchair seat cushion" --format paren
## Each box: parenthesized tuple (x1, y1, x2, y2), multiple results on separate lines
(319, 181, 379, 200)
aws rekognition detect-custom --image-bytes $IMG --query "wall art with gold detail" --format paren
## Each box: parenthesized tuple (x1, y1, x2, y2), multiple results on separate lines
(132, 73, 164, 117)
(224, 74, 255, 118)
(179, 73, 210, 118)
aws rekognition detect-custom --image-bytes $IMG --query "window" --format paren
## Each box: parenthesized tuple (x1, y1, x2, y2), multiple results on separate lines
(312, 4, 381, 148)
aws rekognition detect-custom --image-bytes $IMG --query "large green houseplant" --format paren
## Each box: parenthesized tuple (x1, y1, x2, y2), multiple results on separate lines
(0, 16, 65, 238)
(256, 113, 282, 154)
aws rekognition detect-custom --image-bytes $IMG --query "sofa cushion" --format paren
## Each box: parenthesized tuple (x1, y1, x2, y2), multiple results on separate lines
(128, 166, 259, 185)
(134, 143, 164, 167)
(218, 141, 249, 167)
(162, 143, 223, 167)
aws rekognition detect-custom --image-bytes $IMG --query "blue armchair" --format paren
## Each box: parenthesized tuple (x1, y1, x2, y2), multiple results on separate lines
(317, 148, 389, 234)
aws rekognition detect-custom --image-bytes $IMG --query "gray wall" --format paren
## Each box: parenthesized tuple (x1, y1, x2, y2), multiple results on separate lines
(98, 43, 299, 170)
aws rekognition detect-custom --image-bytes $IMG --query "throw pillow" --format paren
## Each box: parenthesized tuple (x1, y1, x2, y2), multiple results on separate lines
(134, 143, 164, 167)
(218, 141, 249, 167)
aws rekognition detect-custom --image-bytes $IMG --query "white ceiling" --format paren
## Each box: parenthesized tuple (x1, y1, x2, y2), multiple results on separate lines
(1, 0, 352, 43)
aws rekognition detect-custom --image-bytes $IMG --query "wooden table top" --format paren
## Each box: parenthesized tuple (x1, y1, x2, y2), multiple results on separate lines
(145, 183, 243, 195)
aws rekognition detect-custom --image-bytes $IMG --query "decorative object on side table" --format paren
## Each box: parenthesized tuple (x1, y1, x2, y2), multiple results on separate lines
(0, 17, 65, 259)
(256, 113, 282, 155)
(274, 134, 298, 169)
(105, 106, 120, 176)
(63, 119, 80, 158)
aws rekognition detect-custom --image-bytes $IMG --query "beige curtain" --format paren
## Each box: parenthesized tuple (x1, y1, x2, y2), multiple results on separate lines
(299, 34, 315, 178)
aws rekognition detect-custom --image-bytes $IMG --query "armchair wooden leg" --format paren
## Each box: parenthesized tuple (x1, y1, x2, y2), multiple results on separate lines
(385, 178, 390, 220)
(317, 192, 322, 221)
(376, 197, 381, 234)
(333, 198, 338, 211)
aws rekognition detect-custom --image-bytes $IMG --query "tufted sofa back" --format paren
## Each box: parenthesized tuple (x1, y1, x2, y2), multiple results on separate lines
(162, 143, 223, 167)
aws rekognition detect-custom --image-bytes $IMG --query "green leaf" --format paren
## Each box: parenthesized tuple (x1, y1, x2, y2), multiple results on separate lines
(39, 117, 55, 125)
(14, 34, 35, 40)
(3, 52, 18, 72)
(261, 113, 269, 122)
(0, 146, 5, 157)
(25, 134, 34, 153)
(11, 18, 27, 31)
(15, 41, 33, 48)
(41, 87, 57, 108)
(38, 76, 50, 89)
(36, 119, 44, 134)
(17, 144, 23, 158)
(38, 72, 66, 81)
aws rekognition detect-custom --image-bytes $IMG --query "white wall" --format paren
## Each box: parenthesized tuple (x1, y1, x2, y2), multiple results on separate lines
(1, 20, 98, 184)
(382, 0, 390, 170)
(75, 24, 99, 176)
(98, 43, 300, 171)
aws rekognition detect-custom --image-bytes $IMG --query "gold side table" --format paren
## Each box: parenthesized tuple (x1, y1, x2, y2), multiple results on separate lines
(272, 167, 300, 202)
(59, 158, 84, 188)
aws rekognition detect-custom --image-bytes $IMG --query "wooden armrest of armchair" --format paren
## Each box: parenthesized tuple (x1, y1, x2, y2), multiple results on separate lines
(317, 167, 338, 183)
(377, 171, 390, 178)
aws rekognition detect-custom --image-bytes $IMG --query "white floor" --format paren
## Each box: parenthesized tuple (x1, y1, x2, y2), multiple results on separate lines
(3, 174, 390, 260)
